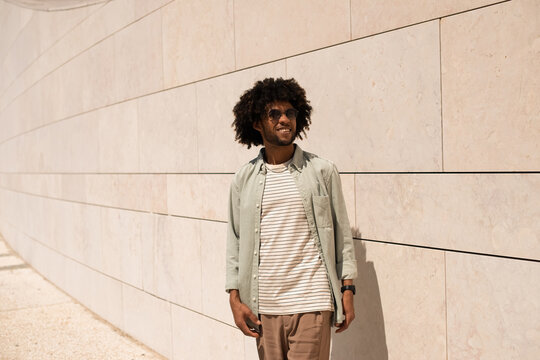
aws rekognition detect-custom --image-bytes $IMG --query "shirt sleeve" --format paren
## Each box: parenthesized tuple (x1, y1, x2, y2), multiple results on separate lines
(225, 178, 241, 292)
(327, 164, 358, 280)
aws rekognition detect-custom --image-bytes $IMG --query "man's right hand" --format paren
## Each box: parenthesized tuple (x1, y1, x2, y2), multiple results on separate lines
(229, 290, 261, 338)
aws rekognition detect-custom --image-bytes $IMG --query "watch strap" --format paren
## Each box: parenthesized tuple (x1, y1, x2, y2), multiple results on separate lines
(341, 285, 356, 295)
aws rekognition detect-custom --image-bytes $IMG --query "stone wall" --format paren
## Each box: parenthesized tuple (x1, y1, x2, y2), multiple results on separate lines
(0, 0, 538, 358)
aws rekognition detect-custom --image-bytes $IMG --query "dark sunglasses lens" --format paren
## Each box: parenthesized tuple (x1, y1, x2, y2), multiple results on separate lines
(268, 109, 281, 121)
(285, 109, 298, 119)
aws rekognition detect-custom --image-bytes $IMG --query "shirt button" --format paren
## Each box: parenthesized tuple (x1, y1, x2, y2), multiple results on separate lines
(255, 228, 258, 233)
(253, 275, 257, 279)
(256, 203, 260, 208)
(253, 297, 257, 302)
(259, 181, 263, 185)
(254, 251, 257, 256)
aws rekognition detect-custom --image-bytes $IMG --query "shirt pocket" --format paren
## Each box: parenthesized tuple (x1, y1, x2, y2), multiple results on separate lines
(312, 195, 332, 228)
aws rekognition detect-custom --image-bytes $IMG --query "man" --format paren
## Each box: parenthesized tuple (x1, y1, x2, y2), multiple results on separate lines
(226, 77, 357, 359)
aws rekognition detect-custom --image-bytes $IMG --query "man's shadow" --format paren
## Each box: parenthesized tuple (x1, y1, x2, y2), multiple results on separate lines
(331, 229, 388, 359)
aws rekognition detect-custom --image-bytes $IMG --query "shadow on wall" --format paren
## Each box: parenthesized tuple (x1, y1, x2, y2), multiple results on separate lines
(331, 230, 388, 359)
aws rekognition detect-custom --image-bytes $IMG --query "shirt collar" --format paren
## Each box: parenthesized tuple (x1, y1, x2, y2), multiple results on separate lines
(256, 144, 305, 174)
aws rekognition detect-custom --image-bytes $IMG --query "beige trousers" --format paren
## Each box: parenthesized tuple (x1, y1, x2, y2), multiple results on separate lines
(256, 311, 332, 360)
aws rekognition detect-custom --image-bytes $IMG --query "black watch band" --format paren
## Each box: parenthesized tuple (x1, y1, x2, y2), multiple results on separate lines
(341, 285, 356, 295)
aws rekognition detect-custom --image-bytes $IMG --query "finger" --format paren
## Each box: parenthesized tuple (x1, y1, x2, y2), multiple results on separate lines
(335, 319, 350, 333)
(247, 311, 261, 325)
(335, 322, 349, 333)
(238, 323, 260, 338)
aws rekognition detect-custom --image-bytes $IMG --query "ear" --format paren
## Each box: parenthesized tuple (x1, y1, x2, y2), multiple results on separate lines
(253, 120, 262, 132)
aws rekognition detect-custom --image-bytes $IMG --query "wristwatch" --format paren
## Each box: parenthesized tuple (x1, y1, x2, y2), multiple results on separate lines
(341, 285, 356, 295)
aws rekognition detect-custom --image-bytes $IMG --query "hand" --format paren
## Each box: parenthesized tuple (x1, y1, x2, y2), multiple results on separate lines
(229, 290, 261, 338)
(335, 290, 355, 333)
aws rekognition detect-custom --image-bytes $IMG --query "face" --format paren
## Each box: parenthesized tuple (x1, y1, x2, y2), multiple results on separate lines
(254, 101, 297, 147)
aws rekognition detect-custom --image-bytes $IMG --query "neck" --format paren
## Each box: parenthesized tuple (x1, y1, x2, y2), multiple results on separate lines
(263, 143, 295, 165)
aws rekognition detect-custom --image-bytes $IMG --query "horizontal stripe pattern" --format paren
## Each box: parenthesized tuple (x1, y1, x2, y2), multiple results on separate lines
(259, 161, 332, 315)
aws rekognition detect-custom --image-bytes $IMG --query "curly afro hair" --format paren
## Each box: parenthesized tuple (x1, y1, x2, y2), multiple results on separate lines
(232, 77, 312, 148)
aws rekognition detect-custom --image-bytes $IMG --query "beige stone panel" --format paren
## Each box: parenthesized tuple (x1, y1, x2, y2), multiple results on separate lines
(37, 174, 63, 198)
(19, 125, 41, 173)
(114, 11, 163, 102)
(200, 221, 233, 326)
(9, 0, 131, 113)
(116, 174, 167, 214)
(15, 0, 130, 109)
(234, 0, 350, 69)
(351, 0, 501, 39)
(40, 197, 58, 251)
(152, 215, 202, 311)
(97, 100, 139, 172)
(141, 212, 155, 294)
(340, 174, 356, 228)
(442, 0, 540, 171)
(63, 256, 124, 329)
(0, 220, 23, 258)
(85, 174, 167, 214)
(244, 337, 259, 360)
(122, 283, 172, 359)
(55, 46, 85, 120)
(332, 240, 446, 359)
(61, 174, 86, 202)
(2, 5, 92, 112)
(0, 140, 16, 172)
(0, 2, 32, 74)
(81, 37, 117, 113)
(0, 66, 31, 119)
(167, 174, 232, 222)
(2, 13, 40, 86)
(0, 139, 14, 173)
(54, 201, 102, 271)
(134, 0, 173, 19)
(171, 303, 244, 360)
(0, 236, 9, 255)
(80, 0, 135, 42)
(38, 112, 99, 173)
(17, 83, 43, 137)
(36, 5, 89, 54)
(9, 192, 43, 248)
(446, 252, 540, 359)
(162, 0, 235, 87)
(26, 235, 68, 294)
(137, 84, 198, 173)
(62, 255, 97, 305)
(0, 103, 15, 144)
(196, 61, 286, 172)
(100, 207, 145, 288)
(287, 20, 442, 172)
(40, 69, 64, 125)
(355, 174, 540, 260)
(49, 199, 78, 257)
(85, 174, 119, 208)
(0, 82, 42, 143)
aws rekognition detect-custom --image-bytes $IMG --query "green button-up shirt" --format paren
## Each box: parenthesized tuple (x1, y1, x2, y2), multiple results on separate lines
(226, 144, 357, 325)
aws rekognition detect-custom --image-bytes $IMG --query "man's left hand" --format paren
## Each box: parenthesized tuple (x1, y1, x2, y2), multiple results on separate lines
(335, 290, 355, 333)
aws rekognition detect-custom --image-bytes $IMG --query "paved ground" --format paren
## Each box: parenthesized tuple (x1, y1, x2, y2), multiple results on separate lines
(0, 236, 165, 360)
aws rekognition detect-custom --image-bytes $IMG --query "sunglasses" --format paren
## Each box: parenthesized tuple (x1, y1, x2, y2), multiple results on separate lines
(267, 108, 299, 123)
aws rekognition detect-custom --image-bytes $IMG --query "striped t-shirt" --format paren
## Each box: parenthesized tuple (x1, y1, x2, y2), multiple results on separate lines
(258, 159, 333, 315)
